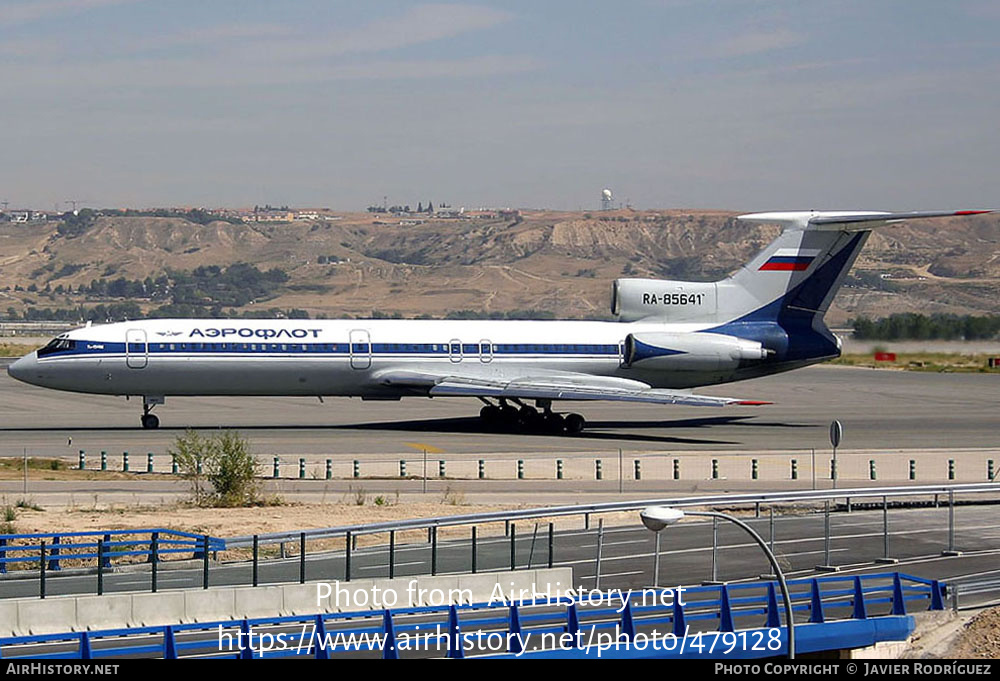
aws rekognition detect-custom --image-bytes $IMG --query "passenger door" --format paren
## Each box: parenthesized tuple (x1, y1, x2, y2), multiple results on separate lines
(125, 329, 148, 369)
(349, 329, 371, 369)
(479, 339, 493, 363)
(449, 338, 463, 363)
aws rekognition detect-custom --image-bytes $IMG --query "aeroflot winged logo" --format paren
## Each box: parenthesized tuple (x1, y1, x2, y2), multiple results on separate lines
(759, 248, 820, 272)
(189, 327, 324, 339)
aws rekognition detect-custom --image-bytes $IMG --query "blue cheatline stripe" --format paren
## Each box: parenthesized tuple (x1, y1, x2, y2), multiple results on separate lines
(38, 341, 623, 360)
(765, 255, 814, 264)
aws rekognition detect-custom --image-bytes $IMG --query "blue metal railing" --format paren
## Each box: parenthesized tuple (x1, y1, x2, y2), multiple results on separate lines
(0, 529, 226, 573)
(0, 572, 942, 659)
(3, 482, 995, 579)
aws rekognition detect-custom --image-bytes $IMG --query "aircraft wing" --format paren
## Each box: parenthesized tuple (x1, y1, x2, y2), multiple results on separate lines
(375, 369, 768, 408)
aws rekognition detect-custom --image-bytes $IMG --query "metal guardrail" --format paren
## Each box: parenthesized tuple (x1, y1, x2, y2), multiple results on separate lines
(2, 483, 995, 598)
(0, 529, 225, 574)
(227, 482, 1000, 547)
(949, 577, 1000, 610)
(0, 572, 942, 659)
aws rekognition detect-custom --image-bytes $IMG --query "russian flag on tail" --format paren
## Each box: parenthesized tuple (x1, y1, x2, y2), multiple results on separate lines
(760, 248, 820, 271)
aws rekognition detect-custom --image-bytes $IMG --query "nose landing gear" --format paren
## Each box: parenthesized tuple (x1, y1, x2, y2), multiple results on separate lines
(139, 395, 164, 429)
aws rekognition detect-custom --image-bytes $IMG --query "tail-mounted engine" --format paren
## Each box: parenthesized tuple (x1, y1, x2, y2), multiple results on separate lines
(623, 332, 772, 372)
(612, 278, 719, 323)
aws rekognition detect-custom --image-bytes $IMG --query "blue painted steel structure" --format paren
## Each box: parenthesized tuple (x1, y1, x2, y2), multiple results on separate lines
(0, 573, 942, 659)
(0, 529, 225, 573)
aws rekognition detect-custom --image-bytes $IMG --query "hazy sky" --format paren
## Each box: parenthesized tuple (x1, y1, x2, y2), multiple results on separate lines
(2, 1, 998, 211)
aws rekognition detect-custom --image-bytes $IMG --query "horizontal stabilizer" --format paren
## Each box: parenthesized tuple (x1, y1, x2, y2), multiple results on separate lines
(739, 210, 994, 231)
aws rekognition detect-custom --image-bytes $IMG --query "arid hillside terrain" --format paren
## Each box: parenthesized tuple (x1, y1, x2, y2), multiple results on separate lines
(2, 209, 998, 325)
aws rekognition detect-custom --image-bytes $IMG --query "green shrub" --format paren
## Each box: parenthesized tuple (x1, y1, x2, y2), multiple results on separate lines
(207, 431, 261, 507)
(169, 429, 261, 507)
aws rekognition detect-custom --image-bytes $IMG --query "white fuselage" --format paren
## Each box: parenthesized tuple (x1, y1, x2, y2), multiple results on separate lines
(9, 317, 781, 399)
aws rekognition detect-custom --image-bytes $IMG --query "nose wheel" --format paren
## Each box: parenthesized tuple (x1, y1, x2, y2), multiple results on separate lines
(139, 395, 164, 429)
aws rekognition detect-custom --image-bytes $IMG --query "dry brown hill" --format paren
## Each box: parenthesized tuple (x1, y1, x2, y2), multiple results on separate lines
(2, 209, 999, 324)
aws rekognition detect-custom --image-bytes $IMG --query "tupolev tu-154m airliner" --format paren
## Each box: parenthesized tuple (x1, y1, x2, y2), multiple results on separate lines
(7, 210, 991, 433)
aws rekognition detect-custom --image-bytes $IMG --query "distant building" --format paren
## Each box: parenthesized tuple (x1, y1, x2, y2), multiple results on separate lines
(256, 210, 295, 222)
(434, 206, 466, 219)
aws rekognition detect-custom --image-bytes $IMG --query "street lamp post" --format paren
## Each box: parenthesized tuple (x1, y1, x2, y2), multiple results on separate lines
(639, 506, 796, 659)
(640, 507, 683, 587)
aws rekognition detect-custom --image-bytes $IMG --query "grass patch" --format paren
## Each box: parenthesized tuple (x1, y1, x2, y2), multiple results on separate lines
(0, 457, 68, 472)
(0, 343, 38, 357)
(0, 459, 148, 481)
(15, 499, 44, 511)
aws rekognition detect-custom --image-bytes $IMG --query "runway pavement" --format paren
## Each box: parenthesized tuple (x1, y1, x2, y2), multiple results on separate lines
(1, 365, 999, 460)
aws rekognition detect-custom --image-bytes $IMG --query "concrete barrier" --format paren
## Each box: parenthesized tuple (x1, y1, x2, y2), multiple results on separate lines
(504, 570, 555, 600)
(17, 598, 77, 635)
(233, 586, 283, 619)
(324, 579, 375, 612)
(0, 600, 19, 637)
(458, 573, 508, 603)
(184, 588, 236, 623)
(130, 591, 186, 627)
(282, 583, 328, 616)
(75, 595, 132, 631)
(404, 575, 461, 607)
(0, 569, 572, 637)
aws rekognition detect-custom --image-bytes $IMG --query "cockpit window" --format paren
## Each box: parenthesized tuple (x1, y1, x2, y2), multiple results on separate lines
(37, 338, 77, 357)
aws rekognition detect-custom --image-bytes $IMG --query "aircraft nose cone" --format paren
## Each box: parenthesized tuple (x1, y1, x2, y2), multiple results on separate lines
(7, 352, 37, 382)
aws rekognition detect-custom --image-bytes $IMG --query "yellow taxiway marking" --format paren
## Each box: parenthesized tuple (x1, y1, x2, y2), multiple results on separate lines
(403, 442, 445, 454)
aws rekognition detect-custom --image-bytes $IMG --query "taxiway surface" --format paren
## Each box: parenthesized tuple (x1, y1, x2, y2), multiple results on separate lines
(1, 365, 997, 458)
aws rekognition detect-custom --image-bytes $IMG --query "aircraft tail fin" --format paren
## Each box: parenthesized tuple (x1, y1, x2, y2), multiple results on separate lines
(721, 210, 993, 326)
(612, 210, 993, 331)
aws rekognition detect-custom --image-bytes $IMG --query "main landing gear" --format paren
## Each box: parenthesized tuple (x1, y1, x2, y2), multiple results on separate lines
(139, 395, 164, 429)
(478, 398, 586, 435)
